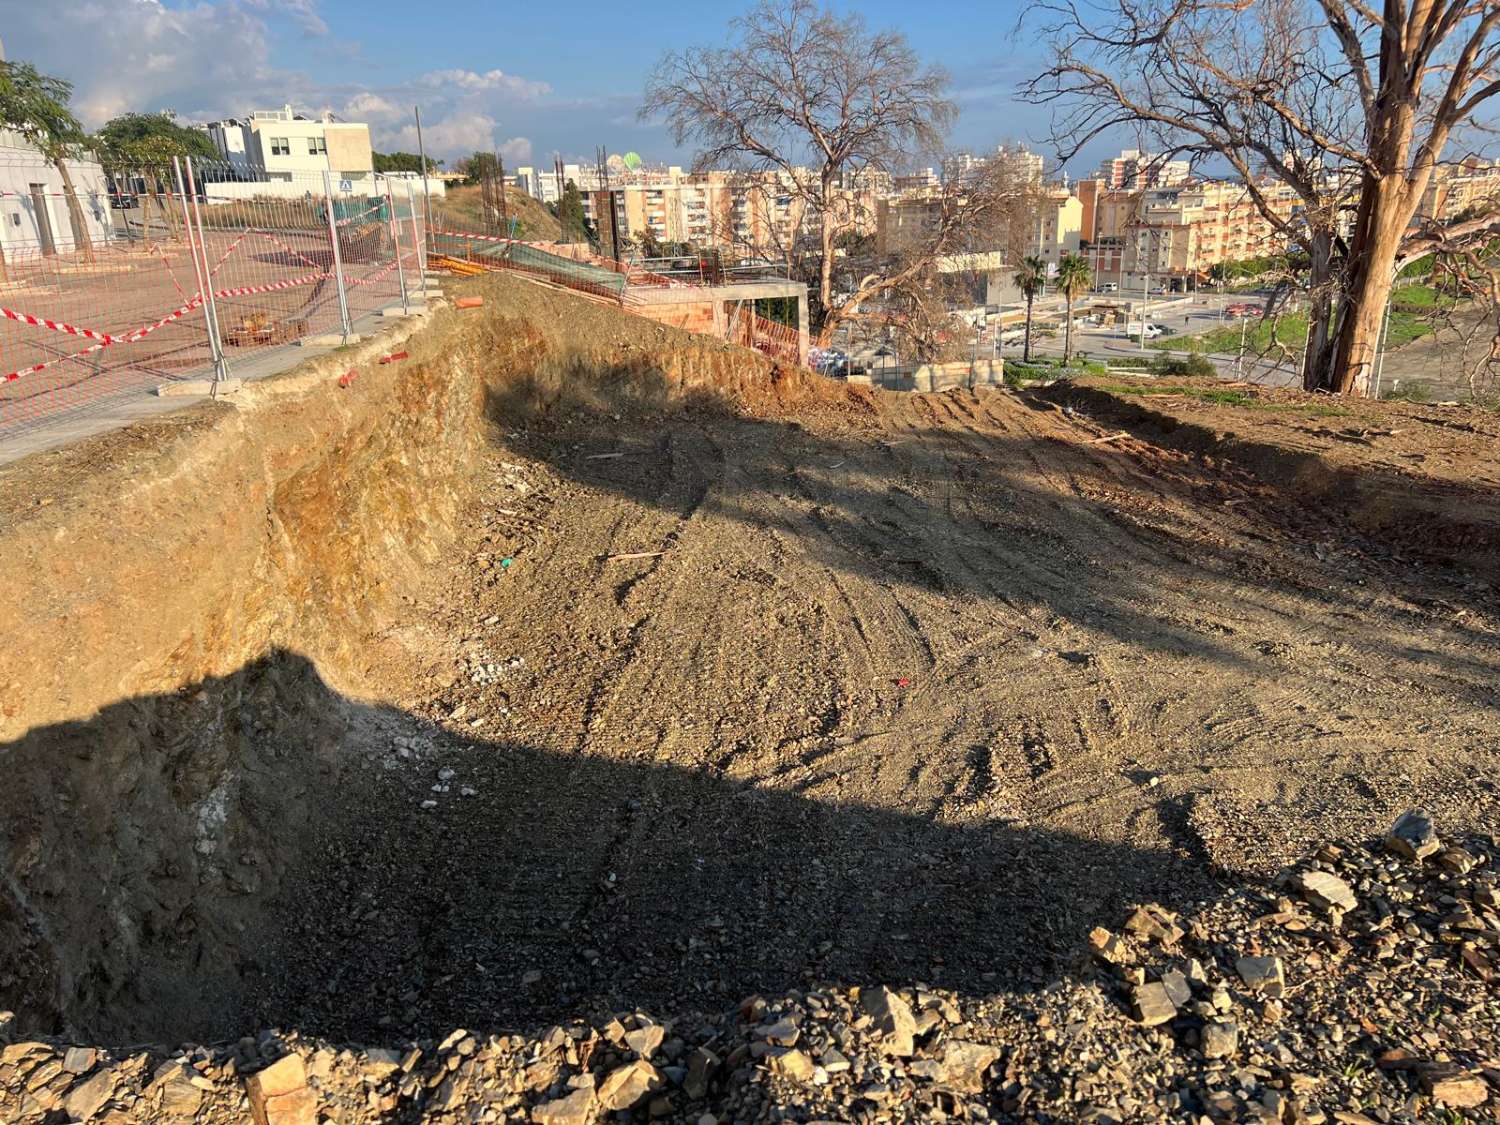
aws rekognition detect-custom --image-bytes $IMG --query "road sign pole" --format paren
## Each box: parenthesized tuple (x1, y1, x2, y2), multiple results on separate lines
(322, 170, 354, 341)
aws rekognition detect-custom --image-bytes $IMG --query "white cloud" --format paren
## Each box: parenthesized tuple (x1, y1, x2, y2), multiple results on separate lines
(499, 137, 534, 164)
(6, 0, 553, 161)
(420, 69, 550, 100)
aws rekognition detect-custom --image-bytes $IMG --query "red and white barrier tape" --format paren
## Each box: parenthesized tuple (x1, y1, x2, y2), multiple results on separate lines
(345, 257, 400, 287)
(1, 297, 206, 383)
(1, 305, 125, 345)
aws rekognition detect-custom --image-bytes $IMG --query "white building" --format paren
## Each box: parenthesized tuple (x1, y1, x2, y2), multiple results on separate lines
(203, 106, 374, 185)
(0, 129, 113, 259)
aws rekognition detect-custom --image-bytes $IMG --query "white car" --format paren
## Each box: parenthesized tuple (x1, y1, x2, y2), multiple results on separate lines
(1140, 322, 1169, 339)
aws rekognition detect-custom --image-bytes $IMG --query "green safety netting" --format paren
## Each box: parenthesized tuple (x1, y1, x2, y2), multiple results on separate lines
(466, 240, 628, 296)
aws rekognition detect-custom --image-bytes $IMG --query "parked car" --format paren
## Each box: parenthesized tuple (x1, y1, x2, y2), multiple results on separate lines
(1097, 282, 1119, 293)
(1224, 303, 1265, 318)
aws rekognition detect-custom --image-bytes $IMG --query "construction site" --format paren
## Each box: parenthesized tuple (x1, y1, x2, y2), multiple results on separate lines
(0, 255, 1498, 1124)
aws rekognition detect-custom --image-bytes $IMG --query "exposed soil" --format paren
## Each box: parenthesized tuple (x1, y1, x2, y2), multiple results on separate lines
(2, 275, 1498, 1121)
(261, 307, 1498, 1043)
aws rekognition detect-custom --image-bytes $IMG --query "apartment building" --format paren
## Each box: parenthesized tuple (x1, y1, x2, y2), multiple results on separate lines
(1084, 179, 1302, 285)
(1094, 148, 1191, 191)
(204, 106, 373, 185)
(1034, 188, 1083, 267)
(1417, 158, 1500, 223)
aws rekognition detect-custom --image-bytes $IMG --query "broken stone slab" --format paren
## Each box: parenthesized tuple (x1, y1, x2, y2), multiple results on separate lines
(1385, 809, 1440, 861)
(927, 1041, 1001, 1093)
(246, 1053, 313, 1125)
(765, 1048, 815, 1083)
(754, 1017, 800, 1047)
(1236, 955, 1286, 997)
(1160, 969, 1192, 1008)
(1132, 981, 1177, 1026)
(532, 1085, 595, 1125)
(623, 1023, 665, 1059)
(1422, 1066, 1489, 1108)
(860, 986, 917, 1057)
(1201, 1020, 1239, 1060)
(63, 1068, 113, 1121)
(597, 1060, 662, 1111)
(1298, 869, 1357, 912)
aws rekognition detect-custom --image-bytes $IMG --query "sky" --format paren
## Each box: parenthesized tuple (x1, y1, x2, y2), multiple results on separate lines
(1, 0, 1150, 177)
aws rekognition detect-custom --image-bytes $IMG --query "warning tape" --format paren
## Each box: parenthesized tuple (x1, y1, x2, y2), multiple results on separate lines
(335, 201, 385, 227)
(0, 270, 332, 383)
(345, 257, 400, 287)
(1, 298, 207, 383)
(1, 305, 125, 345)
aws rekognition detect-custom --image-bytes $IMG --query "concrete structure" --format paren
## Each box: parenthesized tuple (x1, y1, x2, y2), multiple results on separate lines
(0, 130, 113, 258)
(913, 359, 1004, 392)
(628, 277, 810, 365)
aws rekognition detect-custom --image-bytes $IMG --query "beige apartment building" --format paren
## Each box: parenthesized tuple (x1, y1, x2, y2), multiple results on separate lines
(1417, 159, 1500, 223)
(875, 183, 1081, 267)
(1084, 179, 1302, 285)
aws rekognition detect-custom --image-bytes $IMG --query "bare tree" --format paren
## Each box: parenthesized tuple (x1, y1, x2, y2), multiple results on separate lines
(826, 153, 1044, 359)
(641, 0, 955, 334)
(1022, 0, 1500, 394)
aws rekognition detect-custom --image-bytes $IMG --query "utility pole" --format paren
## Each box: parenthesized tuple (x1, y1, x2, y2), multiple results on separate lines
(496, 150, 509, 237)
(596, 146, 619, 263)
(414, 106, 432, 255)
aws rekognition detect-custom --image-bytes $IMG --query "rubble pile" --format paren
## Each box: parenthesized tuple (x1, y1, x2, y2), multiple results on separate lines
(2, 815, 1495, 1123)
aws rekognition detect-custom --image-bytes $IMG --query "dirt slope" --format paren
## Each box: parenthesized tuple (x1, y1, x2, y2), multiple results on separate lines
(1, 274, 1498, 1122)
(236, 290, 1500, 1042)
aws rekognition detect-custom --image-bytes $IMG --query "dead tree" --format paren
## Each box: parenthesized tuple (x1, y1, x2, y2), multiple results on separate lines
(641, 0, 954, 335)
(837, 155, 1044, 356)
(1022, 0, 1500, 394)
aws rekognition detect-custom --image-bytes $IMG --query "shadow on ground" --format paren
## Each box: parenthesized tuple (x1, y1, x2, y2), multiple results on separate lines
(0, 651, 1214, 1047)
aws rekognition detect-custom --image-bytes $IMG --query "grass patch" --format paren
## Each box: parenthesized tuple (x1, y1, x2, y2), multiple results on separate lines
(1089, 380, 1350, 416)
(1160, 298, 1439, 357)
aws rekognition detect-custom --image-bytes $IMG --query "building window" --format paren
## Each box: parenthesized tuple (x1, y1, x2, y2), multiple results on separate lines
(308, 137, 327, 156)
(269, 137, 290, 157)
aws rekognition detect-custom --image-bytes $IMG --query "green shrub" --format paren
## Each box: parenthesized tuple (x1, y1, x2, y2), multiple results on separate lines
(1381, 380, 1432, 403)
(1150, 352, 1217, 378)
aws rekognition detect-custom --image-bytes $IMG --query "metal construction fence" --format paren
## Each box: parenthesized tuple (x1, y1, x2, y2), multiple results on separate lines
(0, 156, 426, 442)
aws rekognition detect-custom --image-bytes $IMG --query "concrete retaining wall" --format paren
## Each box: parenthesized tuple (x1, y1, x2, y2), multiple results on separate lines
(912, 359, 1004, 392)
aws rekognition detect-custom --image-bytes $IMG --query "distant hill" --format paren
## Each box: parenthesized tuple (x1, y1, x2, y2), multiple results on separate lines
(433, 184, 561, 242)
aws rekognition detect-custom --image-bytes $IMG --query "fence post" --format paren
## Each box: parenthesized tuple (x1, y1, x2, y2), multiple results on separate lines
(383, 177, 409, 315)
(321, 170, 354, 342)
(175, 157, 230, 386)
(406, 180, 426, 279)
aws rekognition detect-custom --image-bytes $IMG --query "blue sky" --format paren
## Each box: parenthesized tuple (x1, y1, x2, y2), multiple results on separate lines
(6, 1, 1140, 175)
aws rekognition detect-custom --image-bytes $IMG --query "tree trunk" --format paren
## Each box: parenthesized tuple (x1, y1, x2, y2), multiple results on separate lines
(818, 179, 836, 339)
(1327, 174, 1409, 395)
(53, 156, 94, 263)
(1299, 231, 1337, 391)
(1023, 295, 1034, 362)
(1063, 295, 1074, 363)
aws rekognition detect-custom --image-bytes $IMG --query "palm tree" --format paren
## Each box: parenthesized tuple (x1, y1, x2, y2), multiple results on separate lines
(1012, 255, 1047, 362)
(1055, 252, 1092, 364)
(0, 62, 94, 262)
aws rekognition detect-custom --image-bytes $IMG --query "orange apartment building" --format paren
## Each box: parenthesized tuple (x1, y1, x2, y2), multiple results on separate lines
(1082, 179, 1303, 285)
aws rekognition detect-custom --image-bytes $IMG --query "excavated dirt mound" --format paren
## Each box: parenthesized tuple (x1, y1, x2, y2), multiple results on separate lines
(0, 274, 1498, 1121)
